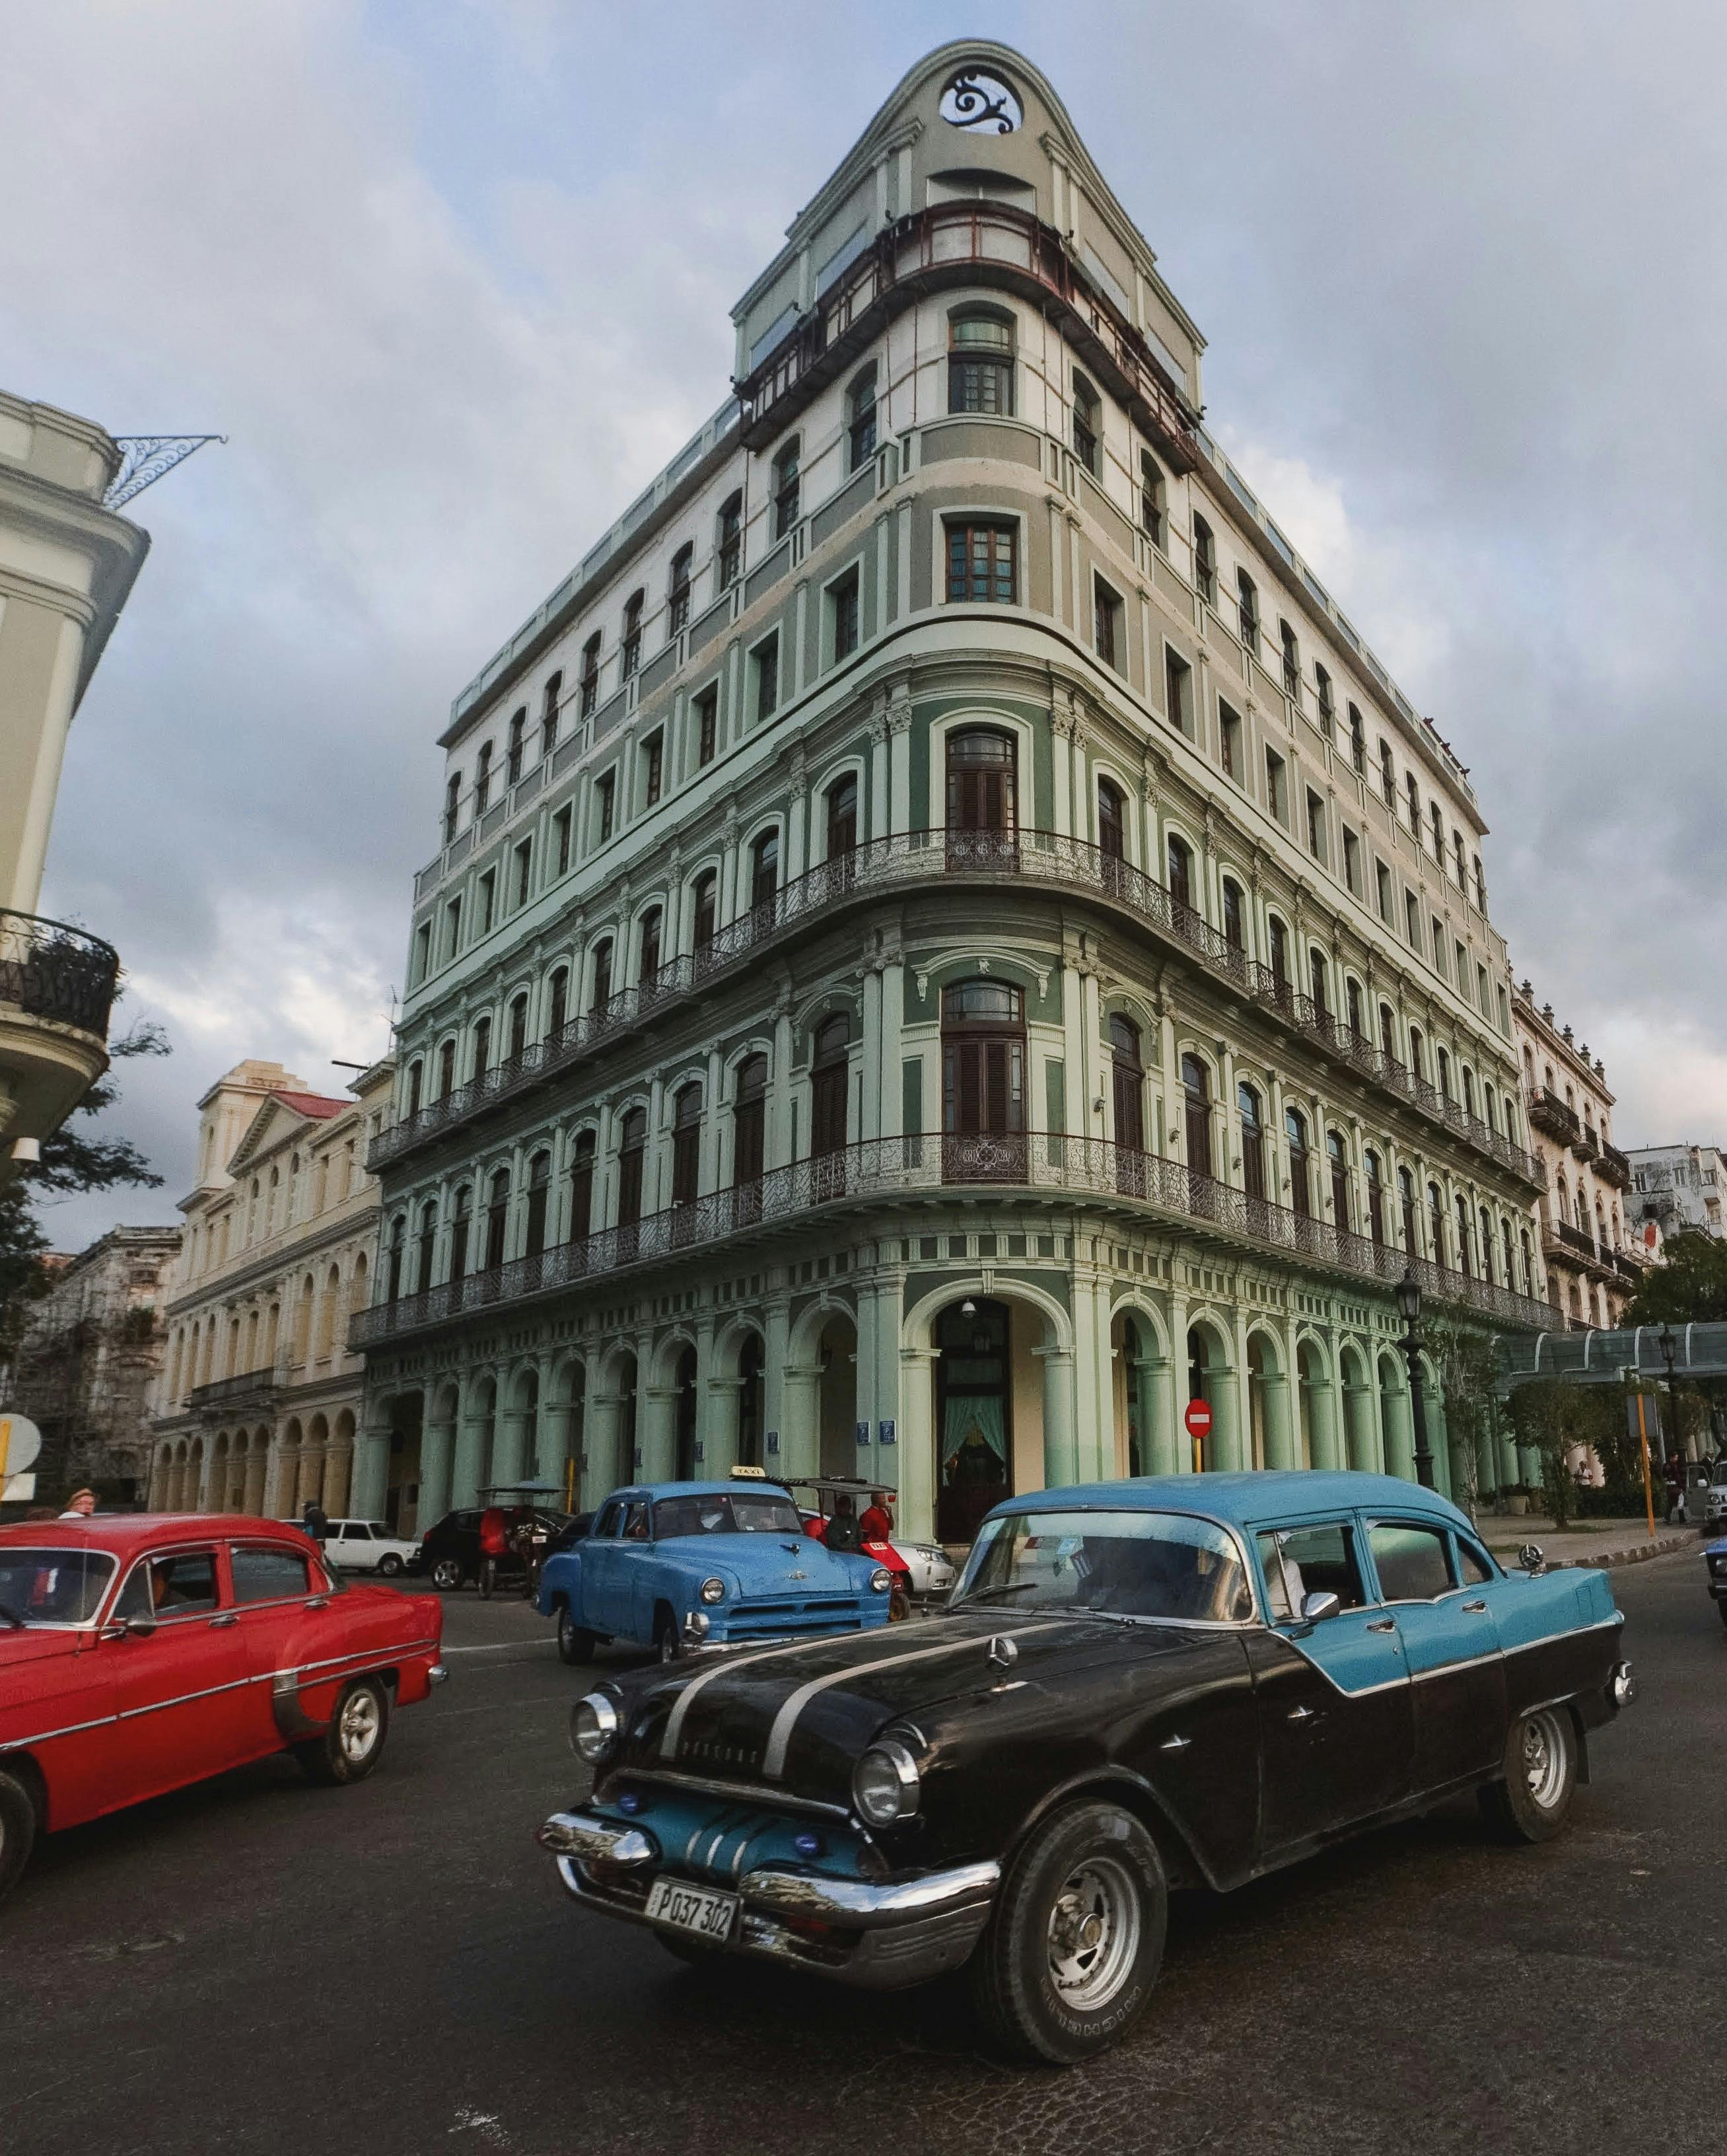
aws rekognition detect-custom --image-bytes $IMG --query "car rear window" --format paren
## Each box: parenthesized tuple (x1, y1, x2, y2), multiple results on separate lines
(231, 1546, 312, 1603)
(0, 1547, 115, 1624)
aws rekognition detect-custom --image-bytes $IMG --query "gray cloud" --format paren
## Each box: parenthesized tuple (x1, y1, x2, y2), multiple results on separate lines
(5, 0, 1720, 1249)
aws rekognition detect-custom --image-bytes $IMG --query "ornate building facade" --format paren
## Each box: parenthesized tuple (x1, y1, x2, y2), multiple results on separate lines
(355, 43, 1551, 1541)
(1512, 982, 1642, 1330)
(148, 1056, 396, 1523)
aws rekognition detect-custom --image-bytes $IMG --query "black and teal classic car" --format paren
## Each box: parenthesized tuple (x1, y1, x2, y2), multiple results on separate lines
(538, 1470, 1634, 2065)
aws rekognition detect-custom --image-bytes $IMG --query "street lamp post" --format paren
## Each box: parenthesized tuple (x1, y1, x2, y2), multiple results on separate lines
(1395, 1266, 1436, 1490)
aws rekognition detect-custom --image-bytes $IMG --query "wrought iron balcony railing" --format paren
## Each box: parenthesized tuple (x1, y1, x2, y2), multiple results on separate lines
(351, 1131, 1553, 1353)
(1528, 1089, 1581, 1146)
(1545, 1219, 1597, 1262)
(733, 201, 1201, 470)
(0, 910, 120, 1040)
(186, 1367, 279, 1414)
(374, 828, 1542, 1190)
(1596, 1141, 1633, 1190)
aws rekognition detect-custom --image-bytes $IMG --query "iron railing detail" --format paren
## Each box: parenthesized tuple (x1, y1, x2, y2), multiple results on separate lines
(372, 827, 1542, 1188)
(187, 1367, 279, 1414)
(0, 910, 120, 1039)
(352, 1132, 1554, 1352)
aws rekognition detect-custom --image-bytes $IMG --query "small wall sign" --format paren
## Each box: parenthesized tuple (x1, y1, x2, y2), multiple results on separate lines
(878, 1419, 896, 1447)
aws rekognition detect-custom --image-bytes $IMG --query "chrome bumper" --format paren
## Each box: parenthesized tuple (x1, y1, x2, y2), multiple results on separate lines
(537, 1808, 999, 1989)
(427, 1663, 449, 1686)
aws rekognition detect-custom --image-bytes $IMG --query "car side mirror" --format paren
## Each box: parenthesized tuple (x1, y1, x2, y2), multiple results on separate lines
(1299, 1590, 1341, 1624)
(1518, 1542, 1547, 1575)
(103, 1614, 157, 1640)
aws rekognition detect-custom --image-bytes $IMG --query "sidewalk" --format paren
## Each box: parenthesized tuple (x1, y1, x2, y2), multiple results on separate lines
(1474, 1511, 1700, 1569)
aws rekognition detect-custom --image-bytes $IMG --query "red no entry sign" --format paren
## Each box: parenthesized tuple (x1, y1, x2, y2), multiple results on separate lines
(1183, 1398, 1213, 1441)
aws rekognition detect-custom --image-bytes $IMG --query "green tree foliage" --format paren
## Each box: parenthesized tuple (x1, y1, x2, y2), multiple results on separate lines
(1506, 1379, 1621, 1527)
(1425, 1313, 1503, 1513)
(1623, 1231, 1727, 1324)
(0, 1018, 170, 1361)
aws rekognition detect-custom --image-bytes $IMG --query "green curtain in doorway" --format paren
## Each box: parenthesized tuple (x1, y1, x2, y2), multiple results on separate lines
(943, 1395, 1007, 1466)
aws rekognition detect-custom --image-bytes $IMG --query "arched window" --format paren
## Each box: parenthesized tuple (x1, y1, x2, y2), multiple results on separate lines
(1314, 663, 1335, 738)
(1379, 738, 1396, 805)
(1139, 450, 1166, 546)
(942, 982, 1026, 1139)
(540, 672, 561, 759)
(1436, 1045, 1451, 1099)
(1239, 1083, 1265, 1202)
(946, 727, 1017, 834)
(1072, 371, 1102, 474)
(1279, 619, 1300, 700)
(1520, 1227, 1534, 1294)
(670, 1083, 703, 1204)
(437, 1038, 456, 1099)
(948, 309, 1014, 415)
(1166, 833, 1193, 912)
(717, 492, 742, 590)
(1268, 914, 1289, 989)
(1399, 1166, 1418, 1253)
(692, 871, 717, 950)
(1097, 777, 1125, 861)
(1193, 515, 1216, 604)
(507, 707, 526, 783)
(1453, 830, 1467, 888)
(1501, 1217, 1515, 1286)
(443, 772, 461, 843)
(621, 589, 644, 680)
(847, 363, 877, 471)
(579, 631, 602, 717)
(1287, 1108, 1311, 1219)
(1309, 948, 1329, 1017)
(1110, 1015, 1145, 1151)
(616, 1108, 647, 1233)
(1406, 772, 1421, 830)
(1348, 704, 1366, 775)
(1455, 1194, 1473, 1277)
(1365, 1149, 1386, 1244)
(732, 1056, 767, 1188)
(590, 938, 614, 1012)
(826, 775, 858, 859)
(750, 829, 779, 914)
(771, 439, 800, 540)
(1428, 1181, 1446, 1266)
(1379, 1003, 1397, 1061)
(472, 1014, 491, 1079)
(1182, 1054, 1213, 1179)
(567, 1135, 595, 1241)
(637, 906, 662, 984)
(416, 1201, 437, 1293)
(484, 1170, 511, 1271)
(1479, 1205, 1496, 1283)
(475, 740, 494, 814)
(1328, 1130, 1351, 1229)
(450, 1184, 472, 1277)
(386, 1214, 406, 1302)
(1462, 1066, 1477, 1118)
(508, 993, 529, 1063)
(1345, 976, 1364, 1037)
(1430, 802, 1444, 862)
(1236, 569, 1259, 654)
(1222, 877, 1245, 952)
(811, 1015, 850, 1158)
(547, 966, 569, 1040)
(1408, 1024, 1425, 1079)
(516, 1152, 547, 1259)
(667, 545, 693, 634)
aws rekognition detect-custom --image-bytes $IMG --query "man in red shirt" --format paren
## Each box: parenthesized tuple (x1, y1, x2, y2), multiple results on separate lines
(859, 1489, 895, 1544)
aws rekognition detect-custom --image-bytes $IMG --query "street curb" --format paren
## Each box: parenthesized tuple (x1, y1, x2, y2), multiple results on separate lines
(1547, 1534, 1691, 1571)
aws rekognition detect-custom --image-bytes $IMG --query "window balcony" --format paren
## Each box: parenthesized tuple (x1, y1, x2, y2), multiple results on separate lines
(186, 1367, 279, 1416)
(374, 828, 1543, 1192)
(1596, 1141, 1632, 1190)
(0, 909, 121, 1161)
(734, 200, 1201, 474)
(351, 1132, 1553, 1355)
(1528, 1089, 1581, 1146)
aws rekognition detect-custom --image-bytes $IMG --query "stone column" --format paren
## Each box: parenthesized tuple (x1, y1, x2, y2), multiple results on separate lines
(451, 1382, 491, 1509)
(1037, 1345, 1078, 1491)
(538, 1369, 574, 1501)
(243, 1433, 270, 1515)
(295, 1441, 326, 1511)
(642, 1384, 680, 1484)
(1382, 1375, 1416, 1484)
(1261, 1371, 1293, 1470)
(781, 1367, 822, 1479)
(1209, 1366, 1243, 1475)
(878, 958, 904, 1141)
(898, 1346, 937, 1543)
(421, 1395, 456, 1525)
(763, 1299, 791, 1471)
(1133, 1349, 1172, 1476)
(582, 1389, 621, 1509)
(351, 1408, 392, 1519)
(1343, 1373, 1379, 1473)
(1301, 1369, 1338, 1471)
(492, 1394, 529, 1490)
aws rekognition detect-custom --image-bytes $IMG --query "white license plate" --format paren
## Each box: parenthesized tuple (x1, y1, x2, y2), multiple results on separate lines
(645, 1877, 738, 1943)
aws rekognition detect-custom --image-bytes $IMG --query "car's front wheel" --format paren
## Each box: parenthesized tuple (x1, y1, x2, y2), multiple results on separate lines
(377, 1553, 404, 1577)
(557, 1605, 596, 1665)
(973, 1800, 1167, 2066)
(1480, 1706, 1577, 1842)
(430, 1558, 464, 1591)
(0, 1765, 38, 1905)
(653, 1609, 680, 1663)
(296, 1677, 391, 1787)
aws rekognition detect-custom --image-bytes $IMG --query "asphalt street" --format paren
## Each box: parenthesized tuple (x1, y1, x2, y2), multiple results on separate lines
(7, 1549, 1724, 2156)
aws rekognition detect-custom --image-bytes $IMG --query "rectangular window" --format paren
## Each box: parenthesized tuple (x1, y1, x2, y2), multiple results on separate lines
(596, 772, 616, 844)
(1193, 517, 1216, 605)
(946, 521, 1016, 604)
(695, 684, 718, 766)
(829, 569, 860, 661)
(1164, 648, 1193, 737)
(1265, 748, 1288, 825)
(1094, 576, 1123, 672)
(1405, 892, 1421, 949)
(752, 634, 779, 722)
(553, 805, 572, 877)
(643, 731, 663, 808)
(1477, 962, 1491, 1016)
(478, 870, 496, 936)
(1454, 939, 1468, 988)
(1432, 917, 1446, 975)
(444, 896, 462, 960)
(1218, 698, 1242, 780)
(413, 919, 431, 984)
(1497, 984, 1510, 1034)
(512, 839, 532, 909)
(1342, 828, 1361, 896)
(1376, 859, 1393, 923)
(1305, 788, 1327, 864)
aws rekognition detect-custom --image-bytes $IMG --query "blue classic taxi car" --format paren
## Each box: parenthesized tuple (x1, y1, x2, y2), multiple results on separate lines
(536, 1473, 894, 1664)
(539, 1471, 1634, 2066)
(1702, 1528, 1727, 1624)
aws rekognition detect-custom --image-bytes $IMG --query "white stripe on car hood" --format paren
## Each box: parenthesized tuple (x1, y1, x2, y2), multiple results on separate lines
(660, 1632, 870, 1760)
(761, 1623, 1061, 1778)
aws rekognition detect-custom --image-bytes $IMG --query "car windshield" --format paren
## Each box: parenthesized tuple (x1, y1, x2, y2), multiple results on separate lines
(0, 1548, 117, 1624)
(652, 1493, 804, 1538)
(953, 1509, 1255, 1624)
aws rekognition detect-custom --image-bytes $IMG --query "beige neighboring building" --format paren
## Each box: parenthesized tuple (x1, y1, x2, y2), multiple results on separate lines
(0, 392, 150, 1180)
(1513, 982, 1640, 1329)
(148, 1056, 394, 1523)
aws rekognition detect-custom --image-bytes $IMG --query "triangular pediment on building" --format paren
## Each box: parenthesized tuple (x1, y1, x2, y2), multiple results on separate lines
(224, 1088, 346, 1179)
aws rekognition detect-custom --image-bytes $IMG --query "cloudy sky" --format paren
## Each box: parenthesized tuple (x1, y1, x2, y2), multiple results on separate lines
(7, 0, 1724, 1250)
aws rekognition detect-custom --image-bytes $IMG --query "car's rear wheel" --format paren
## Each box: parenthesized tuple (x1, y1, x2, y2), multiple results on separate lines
(973, 1800, 1167, 2066)
(1480, 1706, 1577, 1842)
(430, 1558, 464, 1591)
(377, 1553, 404, 1577)
(0, 1766, 38, 1906)
(653, 1608, 680, 1663)
(557, 1605, 596, 1665)
(296, 1677, 391, 1787)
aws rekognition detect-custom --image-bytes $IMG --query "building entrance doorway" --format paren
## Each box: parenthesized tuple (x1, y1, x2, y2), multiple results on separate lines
(935, 1297, 1012, 1545)
(674, 1348, 698, 1480)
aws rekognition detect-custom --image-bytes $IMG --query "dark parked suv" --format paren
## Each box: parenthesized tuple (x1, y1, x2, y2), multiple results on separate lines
(413, 1507, 576, 1591)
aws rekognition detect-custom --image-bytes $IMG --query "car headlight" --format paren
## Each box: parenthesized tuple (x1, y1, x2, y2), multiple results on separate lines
(570, 1692, 620, 1764)
(870, 1566, 892, 1593)
(699, 1576, 726, 1604)
(853, 1739, 921, 1825)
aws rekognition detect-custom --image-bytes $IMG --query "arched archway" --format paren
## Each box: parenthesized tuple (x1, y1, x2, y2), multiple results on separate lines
(1245, 1329, 1291, 1470)
(1339, 1343, 1378, 1472)
(934, 1297, 1013, 1544)
(1186, 1318, 1240, 1472)
(1377, 1351, 1413, 1482)
(328, 1409, 356, 1521)
(1295, 1335, 1333, 1470)
(816, 1311, 859, 1478)
(1110, 1303, 1172, 1476)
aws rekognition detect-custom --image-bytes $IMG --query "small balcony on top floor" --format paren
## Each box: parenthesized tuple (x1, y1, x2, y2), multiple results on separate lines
(374, 828, 1543, 1194)
(1596, 1141, 1632, 1190)
(0, 910, 121, 1172)
(1528, 1089, 1581, 1147)
(186, 1366, 280, 1419)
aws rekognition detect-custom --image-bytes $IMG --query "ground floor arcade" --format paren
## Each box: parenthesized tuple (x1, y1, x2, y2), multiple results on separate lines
(147, 1397, 378, 1525)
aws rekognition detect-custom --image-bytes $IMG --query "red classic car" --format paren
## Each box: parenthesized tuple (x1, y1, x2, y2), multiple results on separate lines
(0, 1513, 445, 1903)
